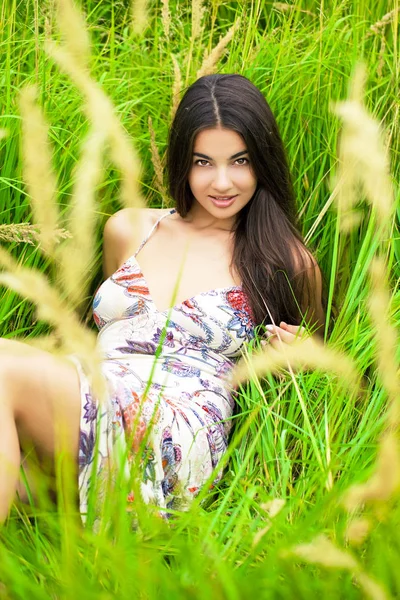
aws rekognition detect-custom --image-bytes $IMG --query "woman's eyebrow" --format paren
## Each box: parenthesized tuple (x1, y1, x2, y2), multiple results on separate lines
(193, 150, 249, 160)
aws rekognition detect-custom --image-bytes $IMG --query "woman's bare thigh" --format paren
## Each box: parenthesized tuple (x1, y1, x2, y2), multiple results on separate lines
(0, 337, 82, 469)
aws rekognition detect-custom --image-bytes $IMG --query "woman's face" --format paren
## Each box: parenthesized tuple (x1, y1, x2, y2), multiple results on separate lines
(188, 127, 257, 221)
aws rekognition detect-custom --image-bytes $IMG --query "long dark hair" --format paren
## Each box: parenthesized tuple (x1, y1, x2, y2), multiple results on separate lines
(167, 74, 320, 331)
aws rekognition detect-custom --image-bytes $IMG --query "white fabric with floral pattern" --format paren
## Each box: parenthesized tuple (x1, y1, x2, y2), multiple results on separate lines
(76, 208, 255, 524)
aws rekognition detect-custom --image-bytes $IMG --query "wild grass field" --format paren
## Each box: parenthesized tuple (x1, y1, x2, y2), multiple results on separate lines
(0, 0, 399, 597)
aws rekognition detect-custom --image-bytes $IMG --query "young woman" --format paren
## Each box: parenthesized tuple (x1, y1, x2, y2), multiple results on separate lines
(0, 74, 323, 524)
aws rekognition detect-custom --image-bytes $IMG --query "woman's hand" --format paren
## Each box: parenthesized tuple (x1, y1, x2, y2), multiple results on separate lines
(258, 321, 312, 374)
(261, 321, 307, 349)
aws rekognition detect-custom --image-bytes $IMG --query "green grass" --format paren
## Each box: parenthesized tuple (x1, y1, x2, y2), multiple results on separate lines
(0, 0, 399, 597)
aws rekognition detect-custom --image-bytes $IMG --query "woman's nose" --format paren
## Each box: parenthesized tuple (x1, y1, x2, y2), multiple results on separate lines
(212, 167, 232, 192)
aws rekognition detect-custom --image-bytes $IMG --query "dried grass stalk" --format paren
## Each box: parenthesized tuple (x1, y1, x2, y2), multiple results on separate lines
(47, 25, 144, 303)
(232, 336, 360, 392)
(170, 54, 182, 121)
(357, 574, 389, 600)
(345, 517, 371, 545)
(44, 15, 52, 38)
(333, 64, 394, 233)
(253, 499, 285, 546)
(288, 534, 358, 569)
(334, 65, 400, 550)
(36, 0, 144, 354)
(273, 3, 315, 16)
(148, 116, 167, 200)
(367, 8, 400, 37)
(57, 128, 106, 307)
(279, 3, 315, 16)
(55, 0, 90, 69)
(23, 334, 61, 353)
(191, 0, 205, 40)
(19, 85, 60, 257)
(0, 246, 105, 400)
(46, 10, 143, 211)
(161, 0, 170, 38)
(131, 0, 149, 35)
(108, 119, 143, 212)
(45, 41, 143, 248)
(368, 257, 400, 426)
(0, 223, 71, 245)
(197, 20, 240, 79)
(286, 535, 388, 600)
(377, 33, 386, 78)
(343, 431, 400, 512)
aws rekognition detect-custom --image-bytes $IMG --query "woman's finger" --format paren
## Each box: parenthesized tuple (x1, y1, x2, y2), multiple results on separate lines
(265, 325, 295, 344)
(279, 322, 306, 337)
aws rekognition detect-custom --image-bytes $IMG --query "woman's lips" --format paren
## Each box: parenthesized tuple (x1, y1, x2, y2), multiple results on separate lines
(209, 195, 237, 208)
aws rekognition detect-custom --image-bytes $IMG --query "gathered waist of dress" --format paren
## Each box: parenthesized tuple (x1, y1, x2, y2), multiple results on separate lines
(101, 347, 236, 385)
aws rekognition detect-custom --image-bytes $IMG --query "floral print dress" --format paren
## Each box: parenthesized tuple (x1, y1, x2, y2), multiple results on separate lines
(75, 208, 255, 523)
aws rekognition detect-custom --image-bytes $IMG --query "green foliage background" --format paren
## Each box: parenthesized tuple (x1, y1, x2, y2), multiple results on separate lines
(0, 0, 399, 597)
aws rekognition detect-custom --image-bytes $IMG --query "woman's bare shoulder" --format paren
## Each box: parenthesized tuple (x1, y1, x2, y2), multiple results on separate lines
(104, 207, 172, 239)
(102, 207, 170, 278)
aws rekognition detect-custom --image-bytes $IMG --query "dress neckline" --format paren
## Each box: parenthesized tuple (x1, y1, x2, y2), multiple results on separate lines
(126, 253, 242, 315)
(117, 208, 243, 315)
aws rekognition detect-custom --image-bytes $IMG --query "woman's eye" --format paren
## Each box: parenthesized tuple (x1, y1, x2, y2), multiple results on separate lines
(195, 159, 210, 167)
(234, 157, 249, 166)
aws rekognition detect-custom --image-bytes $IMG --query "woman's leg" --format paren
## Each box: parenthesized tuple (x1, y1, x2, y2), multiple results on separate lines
(0, 338, 82, 522)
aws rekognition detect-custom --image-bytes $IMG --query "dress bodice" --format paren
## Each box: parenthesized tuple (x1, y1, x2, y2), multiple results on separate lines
(92, 209, 255, 375)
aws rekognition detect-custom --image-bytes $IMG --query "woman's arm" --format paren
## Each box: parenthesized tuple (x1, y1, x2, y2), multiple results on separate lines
(102, 208, 144, 279)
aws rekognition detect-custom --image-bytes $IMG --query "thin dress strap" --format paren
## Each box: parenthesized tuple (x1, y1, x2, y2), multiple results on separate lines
(134, 208, 176, 258)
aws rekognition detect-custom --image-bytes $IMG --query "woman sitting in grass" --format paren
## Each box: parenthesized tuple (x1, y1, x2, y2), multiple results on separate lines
(0, 74, 324, 524)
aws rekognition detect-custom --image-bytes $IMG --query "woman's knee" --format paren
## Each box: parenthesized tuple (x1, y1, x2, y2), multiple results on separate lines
(0, 340, 82, 460)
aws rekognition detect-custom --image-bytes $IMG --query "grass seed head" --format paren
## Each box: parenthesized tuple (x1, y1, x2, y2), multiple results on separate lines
(23, 334, 61, 353)
(45, 28, 144, 298)
(343, 432, 400, 512)
(131, 0, 149, 35)
(232, 336, 360, 392)
(148, 116, 168, 202)
(274, 3, 315, 16)
(191, 0, 205, 41)
(261, 498, 286, 518)
(288, 534, 358, 569)
(49, 0, 144, 211)
(333, 64, 394, 233)
(108, 125, 143, 211)
(0, 246, 20, 272)
(45, 41, 144, 213)
(161, 0, 170, 38)
(0, 223, 71, 246)
(57, 128, 106, 307)
(170, 54, 182, 121)
(55, 0, 91, 70)
(253, 498, 286, 545)
(286, 535, 388, 599)
(367, 8, 400, 37)
(368, 257, 400, 425)
(197, 20, 240, 79)
(356, 573, 388, 600)
(377, 34, 386, 79)
(19, 85, 60, 258)
(345, 517, 371, 546)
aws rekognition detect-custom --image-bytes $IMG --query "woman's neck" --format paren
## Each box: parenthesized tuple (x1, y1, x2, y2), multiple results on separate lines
(182, 200, 236, 233)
